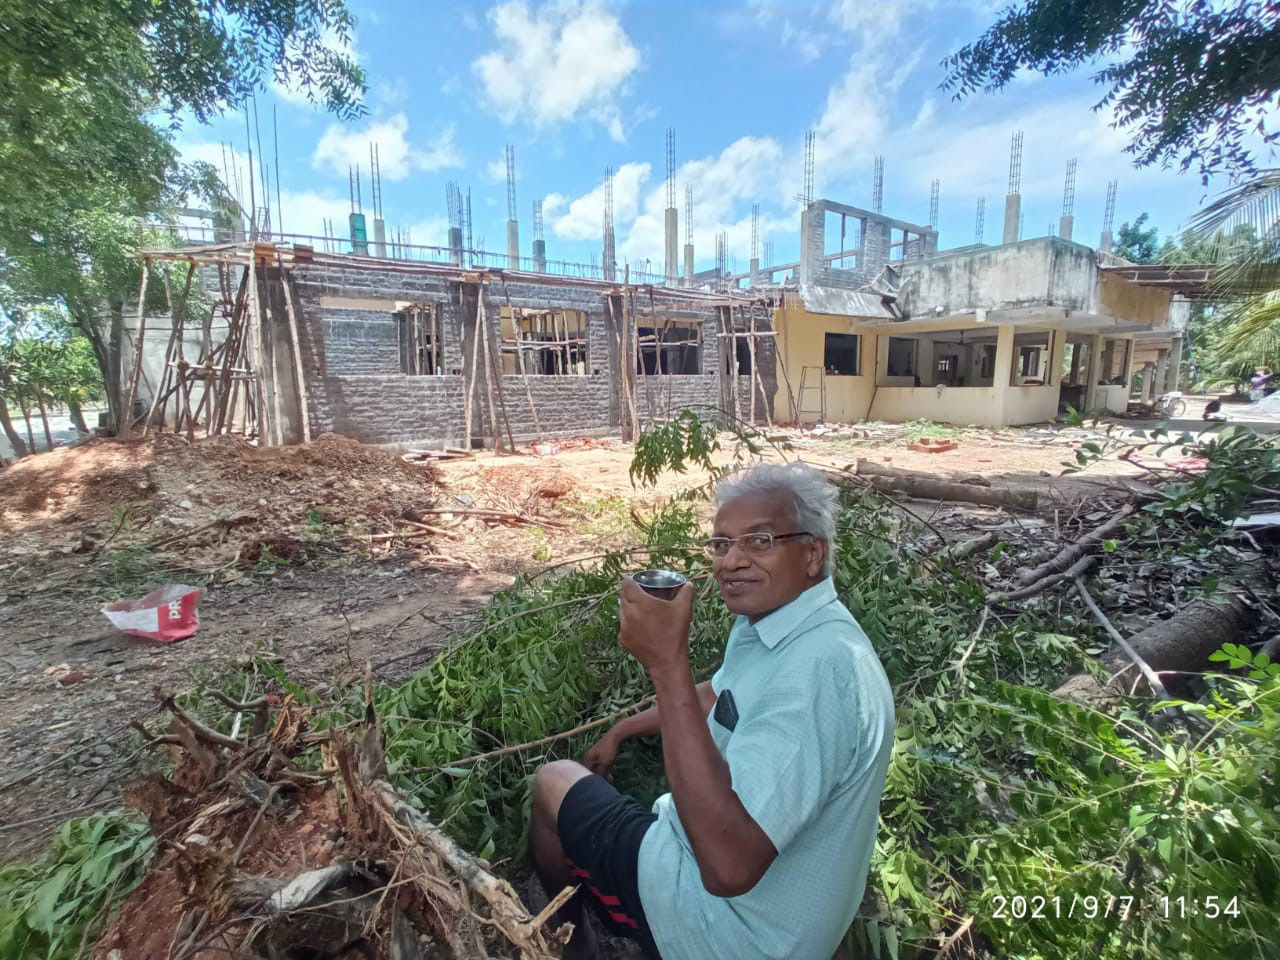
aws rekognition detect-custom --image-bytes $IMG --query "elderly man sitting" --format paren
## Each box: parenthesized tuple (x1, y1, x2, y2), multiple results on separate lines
(527, 462, 896, 959)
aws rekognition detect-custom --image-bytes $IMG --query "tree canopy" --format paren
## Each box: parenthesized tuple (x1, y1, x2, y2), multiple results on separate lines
(0, 0, 365, 433)
(1112, 212, 1162, 263)
(942, 0, 1280, 181)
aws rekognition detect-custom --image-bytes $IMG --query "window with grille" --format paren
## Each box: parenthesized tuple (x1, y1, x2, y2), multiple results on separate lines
(397, 303, 444, 375)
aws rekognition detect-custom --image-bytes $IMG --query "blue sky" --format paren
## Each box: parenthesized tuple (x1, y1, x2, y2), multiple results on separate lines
(176, 0, 1268, 273)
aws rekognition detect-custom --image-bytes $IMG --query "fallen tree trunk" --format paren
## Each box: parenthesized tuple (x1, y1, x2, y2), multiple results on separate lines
(853, 463, 1039, 511)
(1054, 591, 1252, 705)
(855, 458, 990, 486)
(1015, 505, 1135, 585)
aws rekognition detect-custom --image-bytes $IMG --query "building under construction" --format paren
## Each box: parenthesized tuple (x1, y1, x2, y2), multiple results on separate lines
(124, 132, 1197, 448)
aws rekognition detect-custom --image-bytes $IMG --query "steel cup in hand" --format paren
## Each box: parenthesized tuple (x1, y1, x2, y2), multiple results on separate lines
(632, 569, 688, 600)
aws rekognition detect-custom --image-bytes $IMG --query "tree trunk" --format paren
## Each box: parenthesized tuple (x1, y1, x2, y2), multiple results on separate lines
(1054, 592, 1251, 705)
(107, 299, 125, 433)
(35, 394, 53, 450)
(852, 460, 1039, 511)
(0, 394, 28, 458)
(19, 400, 35, 451)
(67, 398, 89, 434)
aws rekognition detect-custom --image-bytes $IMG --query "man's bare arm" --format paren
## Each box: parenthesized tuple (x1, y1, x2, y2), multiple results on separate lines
(649, 662, 776, 898)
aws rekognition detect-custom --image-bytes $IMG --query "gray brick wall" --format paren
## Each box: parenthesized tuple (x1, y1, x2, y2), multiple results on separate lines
(320, 309, 400, 375)
(287, 259, 759, 447)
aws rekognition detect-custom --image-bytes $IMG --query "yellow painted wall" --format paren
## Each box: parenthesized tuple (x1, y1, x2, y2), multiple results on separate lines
(775, 302, 1068, 426)
(869, 386, 1004, 426)
(773, 302, 876, 424)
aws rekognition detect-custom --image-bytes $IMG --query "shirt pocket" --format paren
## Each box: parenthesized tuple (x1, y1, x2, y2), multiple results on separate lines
(708, 689, 738, 755)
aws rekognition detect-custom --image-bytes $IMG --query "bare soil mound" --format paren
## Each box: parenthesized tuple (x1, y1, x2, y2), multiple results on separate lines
(0, 434, 440, 565)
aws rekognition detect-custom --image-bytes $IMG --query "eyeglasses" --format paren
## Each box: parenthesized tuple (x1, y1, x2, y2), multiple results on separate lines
(701, 532, 812, 557)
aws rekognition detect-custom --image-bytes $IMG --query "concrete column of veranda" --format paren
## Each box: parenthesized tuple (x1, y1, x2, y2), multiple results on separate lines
(992, 323, 1017, 425)
(1084, 333, 1105, 412)
(1165, 337, 1183, 393)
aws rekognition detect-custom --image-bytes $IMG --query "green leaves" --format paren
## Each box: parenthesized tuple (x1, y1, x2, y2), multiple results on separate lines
(0, 816, 152, 959)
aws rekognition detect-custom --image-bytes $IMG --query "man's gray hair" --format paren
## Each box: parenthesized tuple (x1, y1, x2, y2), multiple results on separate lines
(714, 461, 839, 577)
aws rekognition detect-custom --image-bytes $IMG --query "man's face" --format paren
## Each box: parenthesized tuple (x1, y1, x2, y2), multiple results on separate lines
(711, 490, 827, 621)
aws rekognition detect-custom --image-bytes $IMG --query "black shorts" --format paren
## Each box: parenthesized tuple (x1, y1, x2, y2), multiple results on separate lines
(557, 774, 662, 959)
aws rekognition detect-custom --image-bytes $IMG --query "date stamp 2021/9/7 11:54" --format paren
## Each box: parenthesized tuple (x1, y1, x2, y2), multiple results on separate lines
(989, 893, 1241, 922)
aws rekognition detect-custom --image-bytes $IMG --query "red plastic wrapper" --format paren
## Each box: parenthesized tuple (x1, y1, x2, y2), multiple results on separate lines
(101, 584, 203, 643)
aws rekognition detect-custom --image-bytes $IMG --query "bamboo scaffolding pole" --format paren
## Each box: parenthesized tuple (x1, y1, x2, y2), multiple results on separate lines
(216, 264, 251, 436)
(631, 288, 656, 424)
(257, 255, 285, 447)
(212, 272, 245, 433)
(244, 257, 265, 442)
(462, 286, 480, 452)
(120, 259, 151, 439)
(501, 280, 543, 437)
(278, 252, 313, 442)
(480, 289, 515, 451)
(473, 288, 500, 451)
(609, 291, 637, 442)
(748, 309, 758, 426)
(144, 262, 195, 436)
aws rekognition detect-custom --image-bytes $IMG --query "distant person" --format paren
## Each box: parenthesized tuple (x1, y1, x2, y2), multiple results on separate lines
(527, 463, 895, 960)
(1250, 367, 1273, 401)
(1203, 398, 1225, 421)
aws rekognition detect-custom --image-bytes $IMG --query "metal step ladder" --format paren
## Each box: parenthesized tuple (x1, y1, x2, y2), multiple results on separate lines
(797, 365, 826, 423)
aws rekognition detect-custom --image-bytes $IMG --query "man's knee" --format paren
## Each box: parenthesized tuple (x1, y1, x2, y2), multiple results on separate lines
(532, 759, 593, 824)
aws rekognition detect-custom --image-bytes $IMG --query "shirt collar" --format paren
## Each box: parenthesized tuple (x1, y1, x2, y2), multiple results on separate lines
(734, 578, 838, 650)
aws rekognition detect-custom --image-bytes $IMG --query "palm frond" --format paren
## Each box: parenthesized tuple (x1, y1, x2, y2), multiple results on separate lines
(1189, 169, 1280, 236)
(1217, 292, 1280, 369)
(1184, 170, 1280, 298)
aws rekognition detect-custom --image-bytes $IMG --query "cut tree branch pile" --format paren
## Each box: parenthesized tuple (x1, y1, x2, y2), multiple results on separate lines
(99, 692, 570, 959)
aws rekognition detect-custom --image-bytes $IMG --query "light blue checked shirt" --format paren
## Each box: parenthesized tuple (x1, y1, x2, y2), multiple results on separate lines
(636, 578, 895, 959)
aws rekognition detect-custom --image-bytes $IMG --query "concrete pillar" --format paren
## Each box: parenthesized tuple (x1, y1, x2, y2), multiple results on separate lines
(1141, 362, 1156, 401)
(373, 219, 387, 257)
(1002, 193, 1021, 245)
(917, 336, 934, 386)
(749, 257, 760, 287)
(1154, 349, 1170, 398)
(1084, 333, 1105, 411)
(684, 243, 694, 285)
(603, 229, 616, 282)
(448, 226, 463, 267)
(1165, 337, 1183, 393)
(664, 207, 678, 285)
(992, 323, 1017, 425)
(800, 205, 822, 285)
(506, 220, 520, 270)
(1058, 215, 1074, 243)
(532, 239, 546, 273)
(1100, 230, 1113, 254)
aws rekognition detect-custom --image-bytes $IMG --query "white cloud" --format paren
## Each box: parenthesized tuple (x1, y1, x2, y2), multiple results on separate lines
(276, 190, 353, 240)
(403, 217, 450, 249)
(547, 162, 651, 241)
(622, 136, 790, 265)
(485, 149, 514, 183)
(312, 114, 461, 180)
(473, 1, 640, 140)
